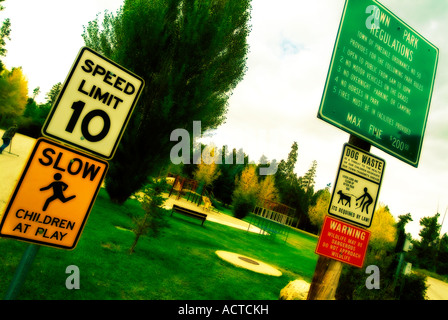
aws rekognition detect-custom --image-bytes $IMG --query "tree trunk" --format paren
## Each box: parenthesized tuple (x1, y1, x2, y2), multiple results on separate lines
(129, 233, 141, 254)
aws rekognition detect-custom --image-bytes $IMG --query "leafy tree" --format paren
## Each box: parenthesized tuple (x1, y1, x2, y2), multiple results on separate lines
(308, 188, 330, 231)
(193, 144, 221, 187)
(257, 175, 279, 204)
(194, 161, 221, 188)
(300, 160, 317, 191)
(369, 204, 397, 251)
(274, 142, 299, 207)
(20, 83, 61, 137)
(0, 0, 11, 67)
(419, 213, 441, 245)
(412, 213, 441, 271)
(212, 146, 247, 206)
(45, 82, 62, 107)
(21, 98, 52, 137)
(232, 165, 258, 219)
(82, 0, 251, 204)
(32, 87, 40, 100)
(436, 234, 448, 274)
(275, 141, 298, 188)
(0, 67, 28, 126)
(272, 141, 316, 232)
(233, 165, 258, 198)
(129, 178, 169, 254)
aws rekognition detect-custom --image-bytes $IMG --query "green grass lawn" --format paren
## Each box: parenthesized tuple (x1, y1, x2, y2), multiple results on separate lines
(0, 189, 318, 300)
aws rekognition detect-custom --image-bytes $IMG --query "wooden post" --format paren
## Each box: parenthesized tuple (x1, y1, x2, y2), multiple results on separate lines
(307, 256, 343, 300)
(307, 135, 371, 300)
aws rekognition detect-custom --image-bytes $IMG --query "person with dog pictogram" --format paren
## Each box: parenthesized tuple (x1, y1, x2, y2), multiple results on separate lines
(356, 187, 373, 215)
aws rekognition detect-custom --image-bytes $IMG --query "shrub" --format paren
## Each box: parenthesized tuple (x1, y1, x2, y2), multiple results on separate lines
(231, 165, 258, 219)
(399, 273, 427, 300)
(232, 194, 256, 219)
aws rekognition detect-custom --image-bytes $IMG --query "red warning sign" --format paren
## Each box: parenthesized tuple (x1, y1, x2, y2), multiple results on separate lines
(315, 216, 370, 268)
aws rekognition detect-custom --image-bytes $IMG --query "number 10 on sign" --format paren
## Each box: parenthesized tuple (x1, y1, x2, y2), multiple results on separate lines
(65, 101, 111, 143)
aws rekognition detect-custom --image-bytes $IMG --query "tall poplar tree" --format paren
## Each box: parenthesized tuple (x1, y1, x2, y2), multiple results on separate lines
(83, 0, 252, 203)
(0, 0, 11, 69)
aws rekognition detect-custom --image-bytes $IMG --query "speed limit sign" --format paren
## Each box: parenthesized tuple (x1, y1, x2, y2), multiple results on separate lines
(42, 47, 144, 160)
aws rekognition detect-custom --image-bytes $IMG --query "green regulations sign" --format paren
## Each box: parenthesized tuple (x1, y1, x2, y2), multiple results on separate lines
(318, 0, 438, 167)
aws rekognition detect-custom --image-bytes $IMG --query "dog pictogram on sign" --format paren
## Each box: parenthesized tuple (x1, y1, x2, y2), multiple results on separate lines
(0, 138, 108, 249)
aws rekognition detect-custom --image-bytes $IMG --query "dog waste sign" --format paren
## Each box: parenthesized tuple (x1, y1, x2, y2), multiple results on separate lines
(0, 138, 108, 249)
(329, 144, 385, 228)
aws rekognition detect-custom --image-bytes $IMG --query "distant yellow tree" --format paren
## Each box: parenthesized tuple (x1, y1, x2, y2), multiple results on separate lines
(0, 67, 28, 123)
(234, 165, 259, 197)
(369, 204, 397, 250)
(193, 145, 221, 187)
(194, 161, 221, 187)
(232, 165, 259, 219)
(308, 189, 331, 231)
(8, 67, 28, 104)
(258, 175, 279, 204)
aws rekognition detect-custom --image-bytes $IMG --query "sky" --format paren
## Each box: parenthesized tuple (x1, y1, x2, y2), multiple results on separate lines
(1, 0, 447, 239)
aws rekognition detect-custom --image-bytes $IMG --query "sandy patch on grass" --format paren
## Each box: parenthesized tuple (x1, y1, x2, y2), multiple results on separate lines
(215, 250, 282, 277)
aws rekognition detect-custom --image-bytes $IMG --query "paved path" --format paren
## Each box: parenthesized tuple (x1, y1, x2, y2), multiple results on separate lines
(426, 276, 448, 300)
(0, 130, 35, 215)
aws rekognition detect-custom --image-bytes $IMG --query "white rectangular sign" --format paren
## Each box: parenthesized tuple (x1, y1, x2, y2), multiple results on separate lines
(42, 47, 144, 160)
(329, 144, 385, 228)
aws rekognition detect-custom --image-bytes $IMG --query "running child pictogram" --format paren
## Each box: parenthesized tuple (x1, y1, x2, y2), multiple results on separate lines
(40, 173, 76, 211)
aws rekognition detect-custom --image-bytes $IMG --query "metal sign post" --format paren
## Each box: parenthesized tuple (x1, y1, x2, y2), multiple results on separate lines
(4, 244, 40, 300)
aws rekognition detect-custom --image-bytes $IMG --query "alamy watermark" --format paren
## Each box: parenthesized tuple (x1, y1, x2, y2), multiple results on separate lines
(365, 5, 381, 30)
(365, 265, 380, 289)
(65, 265, 80, 290)
(170, 121, 278, 175)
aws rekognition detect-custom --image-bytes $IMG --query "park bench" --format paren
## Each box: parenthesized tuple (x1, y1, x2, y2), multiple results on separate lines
(171, 204, 207, 226)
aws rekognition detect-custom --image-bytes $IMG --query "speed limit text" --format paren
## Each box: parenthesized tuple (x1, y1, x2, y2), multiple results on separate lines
(77, 59, 137, 110)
